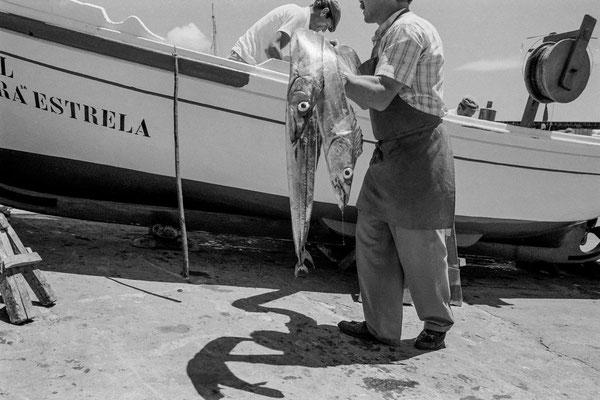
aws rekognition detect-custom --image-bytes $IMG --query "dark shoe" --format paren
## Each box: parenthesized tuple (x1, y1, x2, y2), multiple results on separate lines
(338, 321, 378, 341)
(414, 329, 446, 350)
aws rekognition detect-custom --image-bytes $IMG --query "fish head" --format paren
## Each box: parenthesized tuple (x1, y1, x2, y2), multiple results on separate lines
(286, 76, 321, 144)
(287, 30, 326, 144)
(325, 132, 357, 209)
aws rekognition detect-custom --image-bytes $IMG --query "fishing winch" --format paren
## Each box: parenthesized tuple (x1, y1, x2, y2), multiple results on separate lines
(520, 14, 596, 127)
(524, 39, 591, 104)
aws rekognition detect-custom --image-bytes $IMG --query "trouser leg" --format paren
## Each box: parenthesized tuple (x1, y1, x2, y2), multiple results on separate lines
(355, 212, 405, 346)
(391, 226, 454, 333)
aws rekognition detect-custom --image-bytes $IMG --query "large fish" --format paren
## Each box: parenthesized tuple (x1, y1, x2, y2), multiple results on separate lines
(320, 42, 363, 210)
(286, 29, 363, 276)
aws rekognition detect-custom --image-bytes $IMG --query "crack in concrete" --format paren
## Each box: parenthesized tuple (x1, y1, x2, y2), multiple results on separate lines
(537, 336, 600, 373)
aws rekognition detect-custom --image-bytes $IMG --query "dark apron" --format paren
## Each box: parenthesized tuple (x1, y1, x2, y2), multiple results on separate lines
(356, 51, 455, 229)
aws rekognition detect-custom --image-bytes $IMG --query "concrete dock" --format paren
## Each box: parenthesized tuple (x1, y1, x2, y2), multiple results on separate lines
(1, 211, 599, 400)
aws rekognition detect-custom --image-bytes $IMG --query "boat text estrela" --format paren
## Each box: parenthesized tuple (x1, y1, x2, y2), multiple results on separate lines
(0, 56, 150, 138)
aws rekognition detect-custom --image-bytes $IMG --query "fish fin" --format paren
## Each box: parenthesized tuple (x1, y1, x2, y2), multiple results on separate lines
(334, 44, 362, 75)
(303, 249, 315, 269)
(293, 248, 315, 277)
(294, 262, 309, 278)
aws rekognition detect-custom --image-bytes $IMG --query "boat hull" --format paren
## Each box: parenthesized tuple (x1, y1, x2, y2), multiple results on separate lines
(1, 4, 600, 263)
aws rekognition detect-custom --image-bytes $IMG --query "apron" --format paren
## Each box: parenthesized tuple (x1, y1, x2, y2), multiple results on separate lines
(356, 28, 455, 229)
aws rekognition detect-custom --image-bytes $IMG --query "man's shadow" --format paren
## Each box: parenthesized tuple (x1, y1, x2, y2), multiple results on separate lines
(187, 289, 422, 399)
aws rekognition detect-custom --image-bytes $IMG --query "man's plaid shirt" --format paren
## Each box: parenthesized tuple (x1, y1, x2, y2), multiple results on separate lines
(372, 9, 447, 117)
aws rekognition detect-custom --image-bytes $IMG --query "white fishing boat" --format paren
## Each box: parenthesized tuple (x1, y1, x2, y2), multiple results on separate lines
(1, 0, 599, 264)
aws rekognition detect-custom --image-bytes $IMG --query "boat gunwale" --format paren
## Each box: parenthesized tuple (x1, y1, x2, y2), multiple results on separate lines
(0, 9, 285, 89)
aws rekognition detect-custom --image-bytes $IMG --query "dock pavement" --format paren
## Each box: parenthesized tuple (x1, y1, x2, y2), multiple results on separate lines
(0, 211, 599, 400)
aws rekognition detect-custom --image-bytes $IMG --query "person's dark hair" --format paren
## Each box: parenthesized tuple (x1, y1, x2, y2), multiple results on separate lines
(312, 0, 329, 10)
(312, 0, 341, 32)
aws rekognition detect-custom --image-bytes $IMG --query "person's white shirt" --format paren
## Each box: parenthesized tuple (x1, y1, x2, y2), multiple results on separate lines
(231, 4, 310, 65)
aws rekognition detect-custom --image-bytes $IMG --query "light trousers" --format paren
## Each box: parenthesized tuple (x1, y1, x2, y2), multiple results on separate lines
(356, 211, 454, 346)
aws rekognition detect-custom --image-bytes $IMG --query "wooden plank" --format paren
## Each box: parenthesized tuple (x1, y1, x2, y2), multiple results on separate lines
(0, 272, 35, 324)
(0, 231, 14, 257)
(22, 268, 57, 306)
(0, 241, 8, 260)
(0, 213, 9, 229)
(338, 248, 356, 271)
(2, 253, 42, 270)
(446, 227, 463, 306)
(0, 214, 27, 254)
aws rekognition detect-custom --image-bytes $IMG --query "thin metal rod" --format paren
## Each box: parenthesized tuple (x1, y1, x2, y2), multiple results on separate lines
(173, 47, 190, 279)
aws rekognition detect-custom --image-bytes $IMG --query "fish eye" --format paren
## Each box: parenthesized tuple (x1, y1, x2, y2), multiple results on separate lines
(297, 101, 311, 114)
(343, 168, 353, 179)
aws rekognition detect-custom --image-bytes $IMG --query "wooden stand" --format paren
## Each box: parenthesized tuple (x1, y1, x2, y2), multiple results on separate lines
(445, 226, 464, 307)
(0, 214, 56, 324)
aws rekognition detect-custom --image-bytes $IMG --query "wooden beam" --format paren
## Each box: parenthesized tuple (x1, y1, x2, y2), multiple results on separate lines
(1, 253, 42, 272)
(0, 271, 35, 324)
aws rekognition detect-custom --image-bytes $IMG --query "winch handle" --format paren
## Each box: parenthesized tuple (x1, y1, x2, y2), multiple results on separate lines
(544, 14, 596, 91)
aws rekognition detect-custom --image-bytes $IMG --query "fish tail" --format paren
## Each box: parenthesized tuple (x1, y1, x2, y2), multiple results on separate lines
(294, 247, 315, 278)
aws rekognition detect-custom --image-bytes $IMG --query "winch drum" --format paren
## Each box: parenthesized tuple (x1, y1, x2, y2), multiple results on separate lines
(524, 38, 591, 104)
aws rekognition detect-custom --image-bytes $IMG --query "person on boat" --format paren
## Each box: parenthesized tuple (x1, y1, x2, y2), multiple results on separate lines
(228, 0, 341, 65)
(447, 95, 479, 117)
(336, 0, 455, 351)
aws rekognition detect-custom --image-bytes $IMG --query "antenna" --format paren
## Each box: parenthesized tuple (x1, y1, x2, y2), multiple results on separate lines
(211, 2, 218, 56)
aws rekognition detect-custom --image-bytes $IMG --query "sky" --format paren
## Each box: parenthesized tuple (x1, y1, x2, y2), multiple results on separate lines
(85, 0, 600, 122)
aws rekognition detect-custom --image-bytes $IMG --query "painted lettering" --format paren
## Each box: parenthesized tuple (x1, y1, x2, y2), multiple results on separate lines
(12, 85, 27, 104)
(33, 91, 48, 111)
(119, 113, 133, 133)
(49, 96, 64, 115)
(102, 109, 116, 129)
(0, 81, 9, 99)
(9, 82, 150, 138)
(65, 100, 81, 119)
(0, 57, 14, 79)
(135, 119, 149, 137)
(0, 81, 27, 105)
(83, 105, 99, 125)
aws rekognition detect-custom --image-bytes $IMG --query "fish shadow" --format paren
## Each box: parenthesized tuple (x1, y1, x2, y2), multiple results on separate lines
(187, 289, 422, 399)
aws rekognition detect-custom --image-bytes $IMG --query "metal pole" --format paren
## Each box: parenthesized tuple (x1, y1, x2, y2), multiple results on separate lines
(173, 47, 190, 279)
(211, 2, 218, 56)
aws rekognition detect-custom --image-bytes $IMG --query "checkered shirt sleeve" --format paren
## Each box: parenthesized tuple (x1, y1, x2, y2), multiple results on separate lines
(374, 21, 446, 116)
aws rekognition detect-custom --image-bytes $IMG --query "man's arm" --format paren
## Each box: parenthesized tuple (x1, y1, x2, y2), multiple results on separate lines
(265, 31, 291, 60)
(344, 74, 403, 111)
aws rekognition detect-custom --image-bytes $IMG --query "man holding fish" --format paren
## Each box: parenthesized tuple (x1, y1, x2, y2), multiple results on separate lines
(336, 0, 455, 351)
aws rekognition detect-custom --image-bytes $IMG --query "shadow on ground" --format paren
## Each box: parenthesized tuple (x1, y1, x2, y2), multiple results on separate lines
(5, 213, 358, 293)
(2, 213, 600, 399)
(5, 213, 600, 307)
(459, 254, 600, 306)
(187, 289, 423, 399)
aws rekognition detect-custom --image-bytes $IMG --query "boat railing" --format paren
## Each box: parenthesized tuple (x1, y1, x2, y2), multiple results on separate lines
(444, 114, 600, 149)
